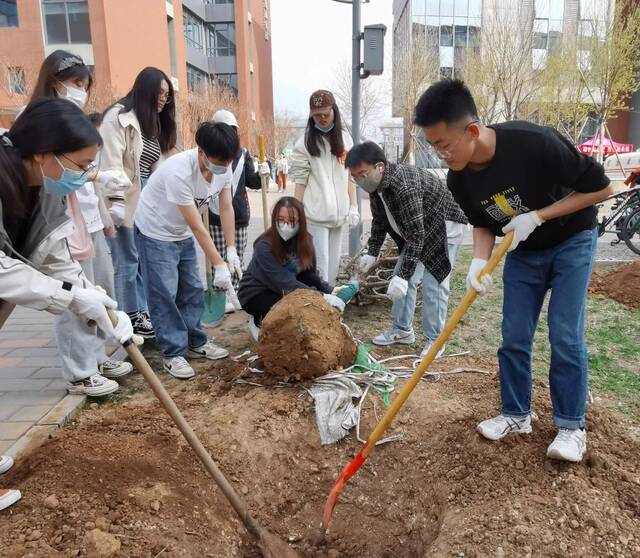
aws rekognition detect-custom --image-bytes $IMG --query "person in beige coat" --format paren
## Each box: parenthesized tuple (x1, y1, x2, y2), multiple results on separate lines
(99, 67, 177, 338)
(290, 90, 359, 284)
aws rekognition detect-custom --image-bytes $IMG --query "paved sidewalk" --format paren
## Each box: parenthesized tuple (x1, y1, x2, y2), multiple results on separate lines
(0, 305, 84, 456)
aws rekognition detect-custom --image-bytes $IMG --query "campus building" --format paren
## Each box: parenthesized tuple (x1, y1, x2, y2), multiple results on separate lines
(392, 0, 640, 156)
(0, 0, 273, 145)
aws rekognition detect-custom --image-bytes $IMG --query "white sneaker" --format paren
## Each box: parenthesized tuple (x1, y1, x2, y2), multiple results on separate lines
(99, 359, 134, 379)
(163, 357, 195, 379)
(420, 342, 446, 360)
(477, 414, 532, 441)
(0, 455, 14, 475)
(248, 316, 260, 342)
(547, 428, 587, 463)
(0, 489, 21, 511)
(67, 374, 119, 397)
(186, 340, 229, 360)
(372, 328, 415, 346)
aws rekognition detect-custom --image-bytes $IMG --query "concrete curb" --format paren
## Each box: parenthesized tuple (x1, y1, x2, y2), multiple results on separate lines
(5, 394, 86, 460)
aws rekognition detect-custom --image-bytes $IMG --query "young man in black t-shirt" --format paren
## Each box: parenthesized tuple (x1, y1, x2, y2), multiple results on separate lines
(414, 80, 613, 463)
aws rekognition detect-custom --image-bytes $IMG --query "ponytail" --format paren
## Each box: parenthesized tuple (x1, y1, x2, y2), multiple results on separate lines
(0, 132, 28, 221)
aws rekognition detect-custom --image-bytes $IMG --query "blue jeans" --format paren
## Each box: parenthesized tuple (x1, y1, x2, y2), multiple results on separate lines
(499, 227, 598, 429)
(107, 225, 147, 314)
(137, 232, 207, 358)
(392, 242, 461, 342)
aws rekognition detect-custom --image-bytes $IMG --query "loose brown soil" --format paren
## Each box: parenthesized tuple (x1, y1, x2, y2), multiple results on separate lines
(257, 290, 358, 381)
(590, 261, 640, 309)
(0, 312, 639, 558)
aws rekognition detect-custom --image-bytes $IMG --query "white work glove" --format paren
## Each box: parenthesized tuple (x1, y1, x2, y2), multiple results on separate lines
(359, 254, 377, 275)
(108, 201, 126, 228)
(502, 211, 543, 252)
(323, 293, 346, 313)
(112, 310, 134, 344)
(68, 286, 117, 336)
(226, 246, 243, 278)
(386, 275, 408, 302)
(466, 258, 493, 295)
(96, 170, 132, 192)
(258, 162, 270, 176)
(213, 264, 233, 290)
(347, 206, 360, 228)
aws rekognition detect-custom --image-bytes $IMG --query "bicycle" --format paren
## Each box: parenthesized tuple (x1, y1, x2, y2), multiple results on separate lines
(596, 170, 640, 255)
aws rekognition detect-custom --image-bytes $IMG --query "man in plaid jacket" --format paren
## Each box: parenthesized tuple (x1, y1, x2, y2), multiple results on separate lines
(345, 142, 468, 358)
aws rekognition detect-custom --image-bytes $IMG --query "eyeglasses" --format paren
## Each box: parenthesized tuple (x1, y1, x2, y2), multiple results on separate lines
(427, 120, 479, 159)
(159, 93, 172, 104)
(61, 154, 99, 180)
(276, 219, 299, 226)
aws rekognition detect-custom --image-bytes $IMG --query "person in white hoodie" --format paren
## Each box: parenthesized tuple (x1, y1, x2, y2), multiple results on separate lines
(290, 90, 359, 284)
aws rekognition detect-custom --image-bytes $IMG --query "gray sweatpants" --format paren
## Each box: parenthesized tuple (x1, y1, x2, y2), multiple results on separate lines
(55, 231, 115, 382)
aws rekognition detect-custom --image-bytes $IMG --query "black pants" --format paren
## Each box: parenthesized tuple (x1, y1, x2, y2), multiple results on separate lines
(242, 270, 323, 325)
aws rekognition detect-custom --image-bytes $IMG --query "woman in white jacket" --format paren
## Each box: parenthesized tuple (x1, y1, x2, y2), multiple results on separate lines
(99, 67, 177, 338)
(290, 90, 359, 284)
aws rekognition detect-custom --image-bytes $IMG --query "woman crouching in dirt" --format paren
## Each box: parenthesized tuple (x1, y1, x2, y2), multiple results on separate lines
(238, 196, 346, 340)
(0, 98, 134, 512)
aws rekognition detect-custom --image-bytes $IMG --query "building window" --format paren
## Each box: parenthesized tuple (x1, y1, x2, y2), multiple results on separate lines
(215, 72, 237, 94)
(42, 0, 91, 44)
(8, 66, 26, 95)
(205, 0, 234, 4)
(183, 9, 204, 51)
(207, 22, 236, 57)
(0, 0, 18, 27)
(186, 64, 209, 91)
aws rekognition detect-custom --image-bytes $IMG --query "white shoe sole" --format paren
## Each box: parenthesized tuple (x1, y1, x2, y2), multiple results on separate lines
(0, 489, 21, 511)
(100, 362, 134, 379)
(0, 456, 14, 475)
(133, 331, 155, 339)
(67, 381, 119, 397)
(372, 334, 415, 347)
(477, 423, 532, 441)
(546, 446, 586, 463)
(186, 348, 229, 360)
(162, 364, 195, 380)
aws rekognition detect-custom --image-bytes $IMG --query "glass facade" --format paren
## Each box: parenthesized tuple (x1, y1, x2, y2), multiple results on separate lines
(183, 9, 204, 50)
(42, 0, 91, 44)
(207, 22, 236, 57)
(0, 0, 17, 27)
(186, 64, 209, 91)
(533, 0, 564, 51)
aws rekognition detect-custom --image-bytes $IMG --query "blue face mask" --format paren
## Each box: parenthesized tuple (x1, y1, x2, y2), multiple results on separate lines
(41, 156, 87, 197)
(314, 122, 335, 134)
(205, 159, 229, 175)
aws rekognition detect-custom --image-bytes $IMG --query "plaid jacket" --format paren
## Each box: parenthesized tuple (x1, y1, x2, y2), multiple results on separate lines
(367, 163, 468, 283)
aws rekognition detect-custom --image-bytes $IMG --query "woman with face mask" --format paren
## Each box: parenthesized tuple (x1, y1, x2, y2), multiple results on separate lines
(289, 90, 359, 285)
(238, 197, 345, 341)
(26, 54, 133, 382)
(99, 67, 178, 339)
(29, 50, 92, 110)
(0, 99, 133, 400)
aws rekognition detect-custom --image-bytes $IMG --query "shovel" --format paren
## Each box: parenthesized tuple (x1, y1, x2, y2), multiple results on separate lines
(322, 231, 514, 529)
(201, 210, 231, 326)
(106, 309, 300, 558)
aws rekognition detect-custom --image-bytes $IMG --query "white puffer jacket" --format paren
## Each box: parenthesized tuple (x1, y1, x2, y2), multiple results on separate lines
(289, 131, 353, 228)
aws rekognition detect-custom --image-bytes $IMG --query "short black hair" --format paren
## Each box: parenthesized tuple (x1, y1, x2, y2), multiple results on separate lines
(345, 141, 387, 168)
(195, 122, 239, 161)
(414, 79, 478, 127)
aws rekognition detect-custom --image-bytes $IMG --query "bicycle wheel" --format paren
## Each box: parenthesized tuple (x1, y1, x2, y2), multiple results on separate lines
(622, 207, 640, 255)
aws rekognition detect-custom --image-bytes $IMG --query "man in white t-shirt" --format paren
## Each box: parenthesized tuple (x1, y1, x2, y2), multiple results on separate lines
(135, 122, 238, 379)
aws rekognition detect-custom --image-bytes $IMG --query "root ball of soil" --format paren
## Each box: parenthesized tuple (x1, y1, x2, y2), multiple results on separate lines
(257, 289, 358, 381)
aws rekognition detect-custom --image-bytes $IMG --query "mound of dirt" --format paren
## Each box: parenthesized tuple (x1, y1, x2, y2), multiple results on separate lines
(257, 289, 358, 381)
(590, 261, 640, 309)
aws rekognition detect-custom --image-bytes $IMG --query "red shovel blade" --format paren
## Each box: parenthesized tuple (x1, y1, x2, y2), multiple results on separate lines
(323, 444, 369, 530)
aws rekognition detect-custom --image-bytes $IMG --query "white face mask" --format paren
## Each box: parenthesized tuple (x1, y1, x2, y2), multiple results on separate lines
(58, 81, 88, 109)
(277, 223, 299, 241)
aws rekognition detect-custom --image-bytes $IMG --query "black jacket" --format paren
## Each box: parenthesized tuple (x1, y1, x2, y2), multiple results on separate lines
(209, 148, 261, 228)
(238, 235, 332, 306)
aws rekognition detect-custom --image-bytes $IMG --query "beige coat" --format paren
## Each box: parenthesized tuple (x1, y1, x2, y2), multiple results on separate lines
(98, 105, 165, 228)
